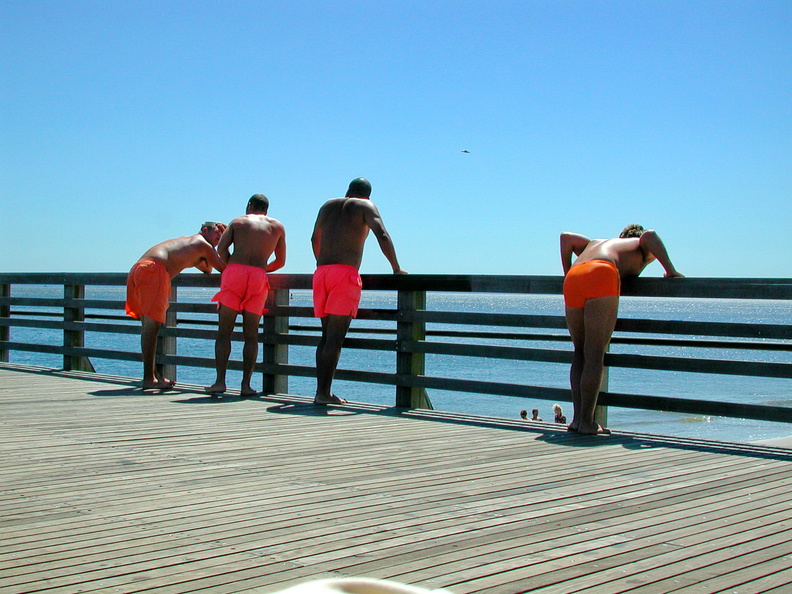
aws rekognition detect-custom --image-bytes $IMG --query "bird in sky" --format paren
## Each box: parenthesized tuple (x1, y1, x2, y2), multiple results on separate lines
(461, 149, 470, 153)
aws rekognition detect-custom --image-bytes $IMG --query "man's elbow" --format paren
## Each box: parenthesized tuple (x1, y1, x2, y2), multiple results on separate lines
(639, 230, 659, 246)
(268, 257, 286, 273)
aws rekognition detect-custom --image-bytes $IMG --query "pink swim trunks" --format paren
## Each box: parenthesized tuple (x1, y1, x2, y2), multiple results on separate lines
(313, 264, 362, 318)
(563, 259, 621, 308)
(212, 263, 270, 315)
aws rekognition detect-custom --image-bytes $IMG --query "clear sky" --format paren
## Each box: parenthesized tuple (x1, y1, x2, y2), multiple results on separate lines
(2, 1, 790, 277)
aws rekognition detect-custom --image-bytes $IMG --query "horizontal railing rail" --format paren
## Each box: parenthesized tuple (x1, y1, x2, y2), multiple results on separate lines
(1, 272, 790, 425)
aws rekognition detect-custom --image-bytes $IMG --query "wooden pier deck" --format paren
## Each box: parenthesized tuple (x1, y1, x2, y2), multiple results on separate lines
(2, 364, 792, 594)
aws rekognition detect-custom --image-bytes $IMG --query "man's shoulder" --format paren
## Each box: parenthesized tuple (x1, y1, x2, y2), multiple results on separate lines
(229, 214, 250, 226)
(267, 217, 286, 231)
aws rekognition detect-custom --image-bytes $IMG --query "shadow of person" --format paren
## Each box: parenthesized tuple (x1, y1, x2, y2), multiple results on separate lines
(89, 387, 172, 397)
(264, 402, 362, 417)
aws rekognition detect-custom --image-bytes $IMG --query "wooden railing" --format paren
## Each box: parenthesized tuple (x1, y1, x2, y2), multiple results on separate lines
(1, 272, 790, 424)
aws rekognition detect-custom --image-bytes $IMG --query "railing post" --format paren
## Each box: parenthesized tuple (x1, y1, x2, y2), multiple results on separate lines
(63, 282, 95, 372)
(159, 285, 178, 382)
(0, 283, 9, 363)
(396, 288, 432, 409)
(262, 288, 289, 395)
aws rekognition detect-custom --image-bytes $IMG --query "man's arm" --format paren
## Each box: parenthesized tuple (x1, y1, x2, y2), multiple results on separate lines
(363, 202, 406, 274)
(639, 230, 684, 278)
(195, 243, 226, 273)
(266, 228, 286, 273)
(310, 214, 322, 262)
(560, 232, 590, 275)
(216, 224, 234, 264)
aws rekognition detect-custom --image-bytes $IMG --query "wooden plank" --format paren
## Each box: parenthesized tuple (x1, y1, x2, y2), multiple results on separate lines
(2, 365, 792, 594)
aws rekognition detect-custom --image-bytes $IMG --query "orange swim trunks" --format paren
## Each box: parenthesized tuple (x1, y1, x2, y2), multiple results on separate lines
(125, 258, 171, 324)
(212, 263, 270, 315)
(563, 259, 621, 308)
(313, 264, 362, 318)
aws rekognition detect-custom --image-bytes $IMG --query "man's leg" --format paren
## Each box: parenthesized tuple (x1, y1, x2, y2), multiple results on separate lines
(578, 296, 619, 434)
(240, 310, 262, 396)
(140, 316, 171, 389)
(315, 314, 352, 404)
(205, 304, 238, 394)
(564, 306, 585, 431)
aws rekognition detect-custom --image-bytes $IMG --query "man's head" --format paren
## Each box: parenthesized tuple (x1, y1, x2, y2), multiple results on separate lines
(346, 177, 372, 199)
(620, 224, 645, 238)
(201, 221, 224, 246)
(247, 194, 269, 214)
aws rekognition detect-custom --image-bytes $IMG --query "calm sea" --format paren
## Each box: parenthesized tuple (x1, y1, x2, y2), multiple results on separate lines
(8, 286, 792, 444)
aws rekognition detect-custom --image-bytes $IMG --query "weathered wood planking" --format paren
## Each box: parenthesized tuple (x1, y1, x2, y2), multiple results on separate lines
(1, 363, 791, 594)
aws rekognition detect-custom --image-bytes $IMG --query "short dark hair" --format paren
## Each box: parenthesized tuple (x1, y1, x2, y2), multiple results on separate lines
(346, 177, 372, 198)
(620, 224, 645, 238)
(247, 194, 269, 213)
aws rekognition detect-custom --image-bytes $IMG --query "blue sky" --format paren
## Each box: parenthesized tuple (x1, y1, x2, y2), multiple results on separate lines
(2, 1, 790, 277)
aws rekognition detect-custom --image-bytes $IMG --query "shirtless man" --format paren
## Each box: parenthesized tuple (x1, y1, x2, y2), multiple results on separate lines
(560, 224, 684, 435)
(311, 178, 406, 405)
(126, 222, 227, 390)
(205, 194, 286, 397)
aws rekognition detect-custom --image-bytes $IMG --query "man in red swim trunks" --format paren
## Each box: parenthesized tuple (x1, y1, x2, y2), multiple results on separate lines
(310, 178, 407, 405)
(205, 194, 286, 397)
(126, 222, 227, 390)
(560, 225, 684, 435)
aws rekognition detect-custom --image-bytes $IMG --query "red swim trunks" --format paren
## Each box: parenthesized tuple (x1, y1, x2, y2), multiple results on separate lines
(212, 263, 270, 315)
(313, 264, 362, 318)
(563, 259, 621, 308)
(125, 258, 172, 324)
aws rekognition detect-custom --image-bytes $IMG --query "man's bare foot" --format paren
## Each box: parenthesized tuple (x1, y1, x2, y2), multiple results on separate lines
(155, 375, 176, 388)
(314, 394, 347, 406)
(577, 423, 612, 436)
(143, 379, 175, 390)
(240, 387, 259, 398)
(204, 383, 226, 395)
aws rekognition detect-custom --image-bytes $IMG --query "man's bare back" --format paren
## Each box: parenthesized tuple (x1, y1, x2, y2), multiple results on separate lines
(573, 238, 652, 278)
(141, 231, 225, 278)
(220, 213, 286, 271)
(313, 198, 373, 269)
(561, 229, 683, 280)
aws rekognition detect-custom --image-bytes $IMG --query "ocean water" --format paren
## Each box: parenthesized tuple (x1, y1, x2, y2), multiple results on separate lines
(6, 285, 791, 443)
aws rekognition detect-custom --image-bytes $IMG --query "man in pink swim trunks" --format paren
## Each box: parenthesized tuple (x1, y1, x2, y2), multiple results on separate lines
(310, 178, 407, 405)
(560, 224, 684, 435)
(126, 222, 226, 390)
(205, 194, 286, 397)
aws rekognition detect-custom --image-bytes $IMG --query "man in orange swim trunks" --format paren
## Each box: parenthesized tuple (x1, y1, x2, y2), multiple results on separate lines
(310, 178, 407, 405)
(560, 224, 684, 435)
(126, 222, 227, 390)
(205, 194, 286, 397)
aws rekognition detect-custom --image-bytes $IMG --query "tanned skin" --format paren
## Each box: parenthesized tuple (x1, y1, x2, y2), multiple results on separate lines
(205, 195, 286, 396)
(560, 227, 683, 435)
(133, 224, 227, 390)
(310, 178, 406, 405)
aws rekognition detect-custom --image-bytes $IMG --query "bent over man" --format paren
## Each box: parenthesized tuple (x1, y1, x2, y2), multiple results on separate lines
(126, 222, 226, 390)
(205, 194, 286, 397)
(311, 178, 406, 405)
(560, 224, 683, 435)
